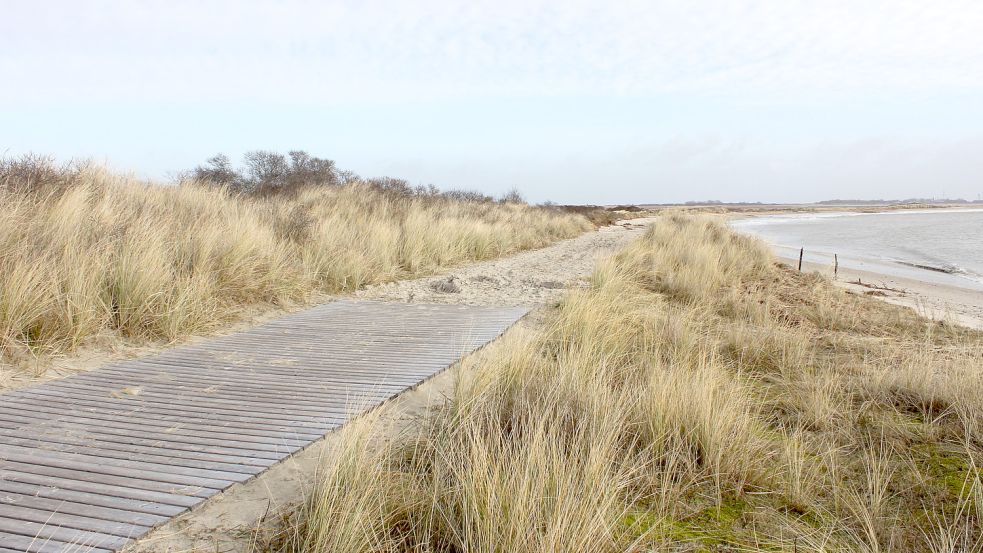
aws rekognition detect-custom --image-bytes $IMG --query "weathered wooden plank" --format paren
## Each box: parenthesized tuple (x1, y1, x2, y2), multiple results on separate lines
(111, 353, 445, 382)
(0, 490, 168, 528)
(34, 380, 349, 422)
(0, 469, 203, 508)
(0, 421, 286, 464)
(0, 460, 217, 500)
(0, 528, 113, 553)
(34, 379, 347, 418)
(100, 360, 437, 390)
(0, 505, 135, 549)
(0, 479, 185, 518)
(0, 429, 266, 475)
(0, 446, 241, 490)
(0, 413, 299, 459)
(0, 395, 326, 442)
(10, 388, 340, 433)
(174, 344, 478, 365)
(95, 362, 428, 393)
(6, 385, 332, 429)
(0, 406, 311, 450)
(0, 503, 149, 540)
(45, 376, 401, 413)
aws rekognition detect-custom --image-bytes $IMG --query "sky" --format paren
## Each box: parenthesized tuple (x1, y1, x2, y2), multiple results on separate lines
(2, 1, 982, 204)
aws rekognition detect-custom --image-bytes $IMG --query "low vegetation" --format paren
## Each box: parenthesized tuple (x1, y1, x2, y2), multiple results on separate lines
(268, 214, 983, 552)
(0, 156, 591, 379)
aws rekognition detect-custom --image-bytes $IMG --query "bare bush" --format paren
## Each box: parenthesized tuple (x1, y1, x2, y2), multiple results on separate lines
(499, 187, 526, 204)
(286, 151, 339, 189)
(191, 150, 338, 195)
(190, 154, 242, 189)
(0, 154, 88, 195)
(443, 189, 494, 203)
(366, 176, 414, 196)
(187, 151, 528, 209)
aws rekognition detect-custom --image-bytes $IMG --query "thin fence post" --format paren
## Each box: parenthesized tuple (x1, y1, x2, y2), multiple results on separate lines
(798, 247, 804, 272)
(834, 254, 839, 279)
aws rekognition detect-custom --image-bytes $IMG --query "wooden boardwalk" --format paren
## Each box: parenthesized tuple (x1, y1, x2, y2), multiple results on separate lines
(0, 300, 527, 552)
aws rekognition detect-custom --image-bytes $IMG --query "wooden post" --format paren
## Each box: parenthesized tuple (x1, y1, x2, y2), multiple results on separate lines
(798, 247, 804, 272)
(834, 254, 839, 279)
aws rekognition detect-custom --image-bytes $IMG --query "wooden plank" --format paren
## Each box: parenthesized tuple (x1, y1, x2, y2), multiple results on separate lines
(0, 505, 135, 548)
(34, 380, 349, 422)
(101, 360, 437, 389)
(0, 429, 266, 475)
(46, 375, 401, 413)
(0, 490, 167, 528)
(35, 379, 348, 417)
(0, 502, 149, 539)
(0, 421, 287, 464)
(0, 406, 311, 450)
(0, 469, 202, 508)
(6, 385, 331, 430)
(0, 401, 315, 447)
(0, 528, 112, 553)
(0, 413, 300, 459)
(95, 362, 428, 394)
(176, 344, 476, 365)
(111, 354, 444, 382)
(0, 461, 217, 500)
(10, 388, 340, 434)
(0, 479, 185, 518)
(0, 395, 326, 442)
(0, 446, 242, 490)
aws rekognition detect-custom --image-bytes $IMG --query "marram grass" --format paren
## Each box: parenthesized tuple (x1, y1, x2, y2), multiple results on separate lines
(0, 164, 590, 372)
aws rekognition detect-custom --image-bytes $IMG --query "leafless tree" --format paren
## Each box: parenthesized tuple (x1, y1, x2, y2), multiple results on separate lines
(242, 150, 289, 193)
(499, 187, 526, 204)
(191, 154, 242, 189)
(287, 150, 339, 189)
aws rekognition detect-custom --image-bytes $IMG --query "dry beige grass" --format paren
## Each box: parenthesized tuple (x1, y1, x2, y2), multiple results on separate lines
(0, 160, 590, 377)
(267, 214, 983, 553)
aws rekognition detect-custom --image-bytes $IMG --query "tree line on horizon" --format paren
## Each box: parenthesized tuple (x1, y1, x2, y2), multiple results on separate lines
(188, 150, 526, 204)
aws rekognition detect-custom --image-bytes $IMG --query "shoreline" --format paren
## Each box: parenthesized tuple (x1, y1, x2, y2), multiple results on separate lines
(726, 207, 983, 331)
(778, 252, 983, 330)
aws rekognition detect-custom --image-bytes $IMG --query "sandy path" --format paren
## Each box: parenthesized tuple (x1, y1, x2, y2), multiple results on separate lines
(355, 218, 654, 306)
(122, 218, 656, 553)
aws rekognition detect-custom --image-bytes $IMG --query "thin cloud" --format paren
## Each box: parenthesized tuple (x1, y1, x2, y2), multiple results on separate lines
(3, 0, 982, 103)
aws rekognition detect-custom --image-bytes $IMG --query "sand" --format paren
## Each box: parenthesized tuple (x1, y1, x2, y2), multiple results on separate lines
(354, 218, 656, 306)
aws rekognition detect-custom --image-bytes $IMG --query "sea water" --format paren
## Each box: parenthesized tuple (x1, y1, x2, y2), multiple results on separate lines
(731, 209, 983, 292)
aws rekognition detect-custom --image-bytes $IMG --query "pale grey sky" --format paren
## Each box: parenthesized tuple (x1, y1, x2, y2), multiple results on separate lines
(2, 1, 982, 203)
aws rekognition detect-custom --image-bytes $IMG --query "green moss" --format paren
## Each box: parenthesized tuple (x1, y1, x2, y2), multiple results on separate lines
(913, 443, 979, 499)
(693, 497, 747, 527)
(622, 497, 758, 550)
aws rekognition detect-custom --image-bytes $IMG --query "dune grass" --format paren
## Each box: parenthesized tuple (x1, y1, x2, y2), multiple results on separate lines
(267, 214, 983, 552)
(0, 161, 591, 378)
